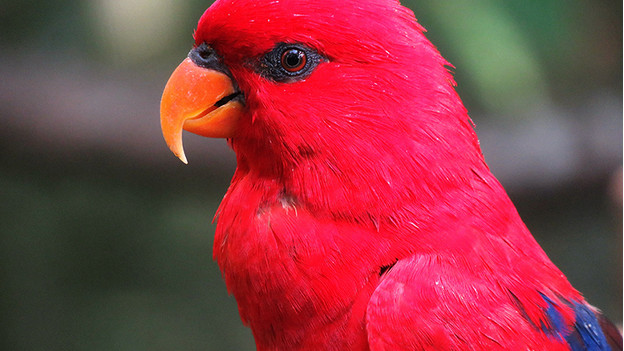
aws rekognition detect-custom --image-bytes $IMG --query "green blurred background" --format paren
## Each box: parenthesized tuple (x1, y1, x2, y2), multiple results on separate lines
(1, 0, 621, 349)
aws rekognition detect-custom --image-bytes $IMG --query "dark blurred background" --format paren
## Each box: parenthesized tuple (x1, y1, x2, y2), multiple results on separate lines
(1, 0, 621, 349)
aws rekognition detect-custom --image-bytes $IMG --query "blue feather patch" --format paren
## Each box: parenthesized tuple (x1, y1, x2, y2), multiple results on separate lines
(541, 296, 612, 351)
(541, 295, 565, 339)
(566, 303, 611, 351)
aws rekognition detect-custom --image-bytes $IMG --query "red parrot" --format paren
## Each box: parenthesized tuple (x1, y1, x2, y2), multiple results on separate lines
(159, 0, 622, 349)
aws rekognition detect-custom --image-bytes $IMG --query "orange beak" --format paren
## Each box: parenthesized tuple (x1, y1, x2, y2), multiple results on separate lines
(160, 57, 244, 163)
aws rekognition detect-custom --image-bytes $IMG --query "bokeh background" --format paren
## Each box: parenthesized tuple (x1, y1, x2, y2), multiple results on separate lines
(1, 0, 621, 349)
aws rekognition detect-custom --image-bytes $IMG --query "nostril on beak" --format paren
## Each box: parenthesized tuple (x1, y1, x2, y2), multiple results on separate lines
(189, 42, 220, 69)
(197, 43, 212, 58)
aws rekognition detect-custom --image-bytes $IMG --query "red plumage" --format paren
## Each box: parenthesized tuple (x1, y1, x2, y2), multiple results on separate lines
(161, 0, 621, 349)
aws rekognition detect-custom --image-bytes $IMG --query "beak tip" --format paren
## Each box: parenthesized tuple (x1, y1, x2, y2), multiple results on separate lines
(174, 149, 188, 164)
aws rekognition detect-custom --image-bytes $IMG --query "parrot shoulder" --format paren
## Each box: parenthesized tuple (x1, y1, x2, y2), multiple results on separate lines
(365, 254, 574, 350)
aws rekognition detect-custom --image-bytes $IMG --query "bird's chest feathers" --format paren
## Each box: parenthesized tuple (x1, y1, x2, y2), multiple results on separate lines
(213, 176, 379, 346)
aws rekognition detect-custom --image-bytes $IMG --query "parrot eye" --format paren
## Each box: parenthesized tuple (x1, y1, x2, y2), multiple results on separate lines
(259, 43, 324, 82)
(281, 48, 307, 72)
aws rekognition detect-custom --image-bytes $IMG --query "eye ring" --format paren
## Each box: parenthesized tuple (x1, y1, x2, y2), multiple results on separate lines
(280, 48, 307, 73)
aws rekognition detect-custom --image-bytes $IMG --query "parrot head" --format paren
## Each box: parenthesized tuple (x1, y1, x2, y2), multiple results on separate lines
(161, 0, 486, 219)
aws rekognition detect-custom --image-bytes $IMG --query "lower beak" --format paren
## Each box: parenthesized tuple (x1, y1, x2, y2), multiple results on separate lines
(160, 57, 244, 164)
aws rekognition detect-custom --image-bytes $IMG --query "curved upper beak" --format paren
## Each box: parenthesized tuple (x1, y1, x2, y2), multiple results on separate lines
(160, 57, 244, 163)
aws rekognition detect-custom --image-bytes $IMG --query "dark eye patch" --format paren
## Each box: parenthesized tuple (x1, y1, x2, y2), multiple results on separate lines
(258, 43, 324, 83)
